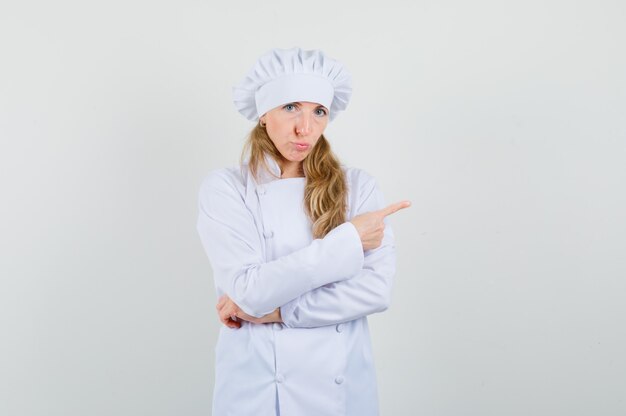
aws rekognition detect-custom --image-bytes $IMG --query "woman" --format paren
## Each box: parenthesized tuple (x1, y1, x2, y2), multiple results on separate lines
(197, 47, 410, 416)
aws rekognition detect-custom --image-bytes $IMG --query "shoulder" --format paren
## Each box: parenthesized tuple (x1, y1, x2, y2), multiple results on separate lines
(200, 165, 245, 190)
(198, 166, 247, 205)
(342, 166, 384, 214)
(342, 166, 379, 193)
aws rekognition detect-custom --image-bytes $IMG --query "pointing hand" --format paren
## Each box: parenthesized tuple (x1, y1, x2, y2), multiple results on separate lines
(350, 200, 411, 251)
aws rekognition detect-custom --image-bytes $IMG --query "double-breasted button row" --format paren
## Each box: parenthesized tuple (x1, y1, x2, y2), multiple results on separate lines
(273, 323, 283, 331)
(263, 230, 274, 239)
(276, 373, 342, 385)
(336, 324, 344, 333)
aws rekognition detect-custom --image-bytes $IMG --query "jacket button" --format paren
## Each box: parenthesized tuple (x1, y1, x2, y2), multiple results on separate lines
(263, 230, 274, 239)
(336, 324, 344, 333)
(335, 376, 344, 385)
(273, 323, 283, 331)
(276, 374, 284, 383)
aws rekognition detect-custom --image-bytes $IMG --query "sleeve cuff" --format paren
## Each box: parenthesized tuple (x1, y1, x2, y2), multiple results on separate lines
(280, 298, 301, 328)
(337, 221, 365, 273)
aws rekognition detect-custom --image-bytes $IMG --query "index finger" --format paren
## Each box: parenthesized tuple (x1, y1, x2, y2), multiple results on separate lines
(377, 200, 411, 218)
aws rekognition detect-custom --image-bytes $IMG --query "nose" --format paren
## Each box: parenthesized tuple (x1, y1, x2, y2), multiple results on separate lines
(295, 112, 312, 136)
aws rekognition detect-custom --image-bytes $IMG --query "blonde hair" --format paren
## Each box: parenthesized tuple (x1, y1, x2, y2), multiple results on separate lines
(241, 123, 347, 238)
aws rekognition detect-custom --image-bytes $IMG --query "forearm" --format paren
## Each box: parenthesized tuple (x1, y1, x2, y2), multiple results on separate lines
(201, 216, 364, 318)
(280, 243, 396, 328)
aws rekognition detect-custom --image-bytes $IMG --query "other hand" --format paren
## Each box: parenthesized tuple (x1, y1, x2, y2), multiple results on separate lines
(216, 294, 282, 329)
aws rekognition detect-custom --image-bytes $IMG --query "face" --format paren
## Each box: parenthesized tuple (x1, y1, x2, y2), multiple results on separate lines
(260, 101, 329, 167)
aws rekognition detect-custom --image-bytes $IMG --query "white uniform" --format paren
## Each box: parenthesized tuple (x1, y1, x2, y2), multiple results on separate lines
(196, 157, 396, 416)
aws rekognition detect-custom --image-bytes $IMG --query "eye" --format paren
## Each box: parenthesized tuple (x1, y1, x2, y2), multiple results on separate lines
(283, 103, 298, 112)
(315, 107, 328, 117)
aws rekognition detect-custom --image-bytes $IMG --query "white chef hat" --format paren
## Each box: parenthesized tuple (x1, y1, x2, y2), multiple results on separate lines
(232, 47, 352, 122)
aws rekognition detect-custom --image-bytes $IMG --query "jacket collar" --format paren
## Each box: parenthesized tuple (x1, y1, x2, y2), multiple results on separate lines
(243, 153, 283, 186)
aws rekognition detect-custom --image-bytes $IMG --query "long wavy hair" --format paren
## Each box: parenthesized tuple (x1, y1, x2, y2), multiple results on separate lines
(241, 122, 347, 238)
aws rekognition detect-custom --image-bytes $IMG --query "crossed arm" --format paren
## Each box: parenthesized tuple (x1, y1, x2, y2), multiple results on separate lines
(196, 169, 409, 330)
(215, 235, 398, 329)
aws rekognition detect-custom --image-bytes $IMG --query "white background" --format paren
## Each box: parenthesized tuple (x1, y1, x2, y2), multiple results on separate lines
(1, 1, 625, 415)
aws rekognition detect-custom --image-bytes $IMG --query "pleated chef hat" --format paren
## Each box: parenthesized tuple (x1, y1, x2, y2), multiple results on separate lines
(232, 47, 352, 122)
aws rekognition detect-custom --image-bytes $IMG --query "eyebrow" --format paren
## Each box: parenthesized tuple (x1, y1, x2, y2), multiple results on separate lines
(289, 102, 328, 109)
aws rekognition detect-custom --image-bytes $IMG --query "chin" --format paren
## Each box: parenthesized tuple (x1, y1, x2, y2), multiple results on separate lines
(286, 153, 308, 162)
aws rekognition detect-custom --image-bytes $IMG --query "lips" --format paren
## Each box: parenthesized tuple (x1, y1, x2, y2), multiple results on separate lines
(293, 142, 310, 151)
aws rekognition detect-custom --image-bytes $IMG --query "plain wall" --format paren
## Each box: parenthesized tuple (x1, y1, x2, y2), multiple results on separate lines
(1, 1, 625, 415)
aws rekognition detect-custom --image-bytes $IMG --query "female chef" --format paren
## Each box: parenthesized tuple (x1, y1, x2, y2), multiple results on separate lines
(197, 47, 410, 416)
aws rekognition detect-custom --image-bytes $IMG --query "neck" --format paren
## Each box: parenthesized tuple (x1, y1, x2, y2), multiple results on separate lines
(280, 160, 304, 178)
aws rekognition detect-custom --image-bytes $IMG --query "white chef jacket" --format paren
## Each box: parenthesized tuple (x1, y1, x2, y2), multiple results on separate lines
(196, 156, 396, 416)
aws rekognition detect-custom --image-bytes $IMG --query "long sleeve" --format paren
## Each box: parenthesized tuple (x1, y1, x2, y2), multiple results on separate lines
(196, 169, 365, 318)
(280, 170, 396, 328)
